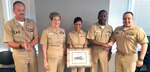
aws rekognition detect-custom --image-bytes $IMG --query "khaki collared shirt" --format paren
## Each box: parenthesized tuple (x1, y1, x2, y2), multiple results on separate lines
(40, 26, 66, 46)
(40, 26, 66, 58)
(113, 25, 149, 54)
(3, 18, 38, 43)
(87, 22, 113, 48)
(67, 30, 88, 48)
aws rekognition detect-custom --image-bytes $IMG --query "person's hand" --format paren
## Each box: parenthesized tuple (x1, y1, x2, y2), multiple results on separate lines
(136, 60, 143, 67)
(102, 43, 112, 50)
(21, 42, 28, 50)
(103, 43, 112, 48)
(21, 42, 32, 51)
(44, 61, 49, 71)
(27, 43, 32, 51)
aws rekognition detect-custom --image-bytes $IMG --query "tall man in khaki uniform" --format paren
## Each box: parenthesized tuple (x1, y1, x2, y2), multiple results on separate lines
(87, 10, 113, 72)
(67, 17, 88, 72)
(106, 12, 149, 72)
(3, 1, 38, 72)
(40, 12, 66, 72)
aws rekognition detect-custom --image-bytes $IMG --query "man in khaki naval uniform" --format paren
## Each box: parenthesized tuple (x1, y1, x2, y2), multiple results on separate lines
(87, 10, 113, 72)
(67, 17, 88, 72)
(3, 1, 38, 72)
(40, 12, 66, 72)
(107, 12, 149, 72)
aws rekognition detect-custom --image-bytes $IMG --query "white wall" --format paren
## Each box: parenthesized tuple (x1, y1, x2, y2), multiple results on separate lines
(133, 0, 150, 36)
(35, 0, 110, 72)
(108, 0, 129, 29)
(0, 0, 10, 52)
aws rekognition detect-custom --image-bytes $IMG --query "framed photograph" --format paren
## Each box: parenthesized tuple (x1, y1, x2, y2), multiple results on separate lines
(67, 48, 91, 68)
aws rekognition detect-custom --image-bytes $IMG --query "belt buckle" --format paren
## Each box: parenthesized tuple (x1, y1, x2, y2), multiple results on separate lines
(20, 48, 25, 51)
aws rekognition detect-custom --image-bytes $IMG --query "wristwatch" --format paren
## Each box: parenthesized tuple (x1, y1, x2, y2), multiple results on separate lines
(19, 43, 22, 48)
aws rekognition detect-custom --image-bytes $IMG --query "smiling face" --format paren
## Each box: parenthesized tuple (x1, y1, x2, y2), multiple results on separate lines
(123, 13, 134, 27)
(13, 3, 25, 21)
(74, 21, 82, 31)
(51, 16, 60, 28)
(98, 11, 108, 25)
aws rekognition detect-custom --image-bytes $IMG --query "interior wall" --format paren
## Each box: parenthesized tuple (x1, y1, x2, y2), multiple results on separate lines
(133, 0, 150, 36)
(0, 0, 4, 51)
(35, 0, 110, 72)
(0, 0, 10, 51)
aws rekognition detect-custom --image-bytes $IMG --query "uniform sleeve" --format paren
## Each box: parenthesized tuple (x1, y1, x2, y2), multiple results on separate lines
(136, 28, 149, 44)
(111, 27, 119, 41)
(87, 25, 95, 40)
(84, 33, 88, 44)
(3, 22, 14, 42)
(63, 29, 66, 43)
(40, 30, 48, 45)
(32, 21, 38, 38)
(67, 32, 71, 44)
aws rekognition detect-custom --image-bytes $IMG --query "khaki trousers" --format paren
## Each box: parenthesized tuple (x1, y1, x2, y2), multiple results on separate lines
(115, 53, 138, 72)
(90, 48, 109, 72)
(71, 67, 85, 72)
(13, 48, 38, 72)
(47, 56, 65, 72)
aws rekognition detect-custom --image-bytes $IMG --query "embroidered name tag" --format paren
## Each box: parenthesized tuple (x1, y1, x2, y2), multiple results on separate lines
(115, 32, 119, 34)
(59, 31, 64, 34)
(127, 32, 134, 36)
(48, 33, 53, 36)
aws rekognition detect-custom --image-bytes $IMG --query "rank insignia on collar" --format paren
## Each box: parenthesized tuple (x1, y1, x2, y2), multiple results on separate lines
(30, 29, 34, 32)
(14, 31, 20, 34)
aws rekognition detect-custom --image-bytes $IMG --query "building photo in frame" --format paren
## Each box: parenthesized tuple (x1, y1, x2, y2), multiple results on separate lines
(67, 48, 91, 68)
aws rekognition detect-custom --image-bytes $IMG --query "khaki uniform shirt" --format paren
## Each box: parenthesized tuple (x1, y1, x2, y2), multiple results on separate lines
(87, 22, 113, 48)
(40, 26, 66, 58)
(67, 30, 88, 48)
(3, 18, 38, 44)
(113, 25, 149, 54)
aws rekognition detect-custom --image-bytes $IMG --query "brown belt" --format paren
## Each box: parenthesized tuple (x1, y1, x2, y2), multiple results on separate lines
(49, 45, 60, 47)
(117, 51, 136, 56)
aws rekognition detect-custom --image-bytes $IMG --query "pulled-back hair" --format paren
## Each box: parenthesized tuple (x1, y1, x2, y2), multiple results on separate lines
(73, 17, 82, 24)
(49, 12, 61, 20)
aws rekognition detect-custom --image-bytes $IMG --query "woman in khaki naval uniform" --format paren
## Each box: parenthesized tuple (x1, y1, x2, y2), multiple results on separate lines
(67, 17, 88, 72)
(3, 1, 38, 72)
(106, 12, 149, 72)
(40, 12, 66, 72)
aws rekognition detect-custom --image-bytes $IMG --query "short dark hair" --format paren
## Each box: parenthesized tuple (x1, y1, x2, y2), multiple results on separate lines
(73, 17, 82, 24)
(49, 12, 61, 20)
(123, 11, 134, 16)
(13, 1, 25, 8)
(98, 10, 108, 19)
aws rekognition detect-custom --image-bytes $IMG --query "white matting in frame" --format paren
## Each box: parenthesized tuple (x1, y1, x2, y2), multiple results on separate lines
(67, 48, 91, 68)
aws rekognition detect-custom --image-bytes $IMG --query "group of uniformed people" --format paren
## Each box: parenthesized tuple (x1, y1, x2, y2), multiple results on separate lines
(3, 1, 149, 72)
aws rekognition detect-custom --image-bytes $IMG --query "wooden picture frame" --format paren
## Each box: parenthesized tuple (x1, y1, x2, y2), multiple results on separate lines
(67, 48, 91, 68)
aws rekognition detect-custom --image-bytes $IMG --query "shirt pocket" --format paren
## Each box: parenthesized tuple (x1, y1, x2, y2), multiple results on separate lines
(13, 30, 22, 42)
(48, 33, 60, 45)
(79, 35, 86, 45)
(58, 33, 65, 43)
(114, 31, 121, 41)
(126, 32, 135, 40)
